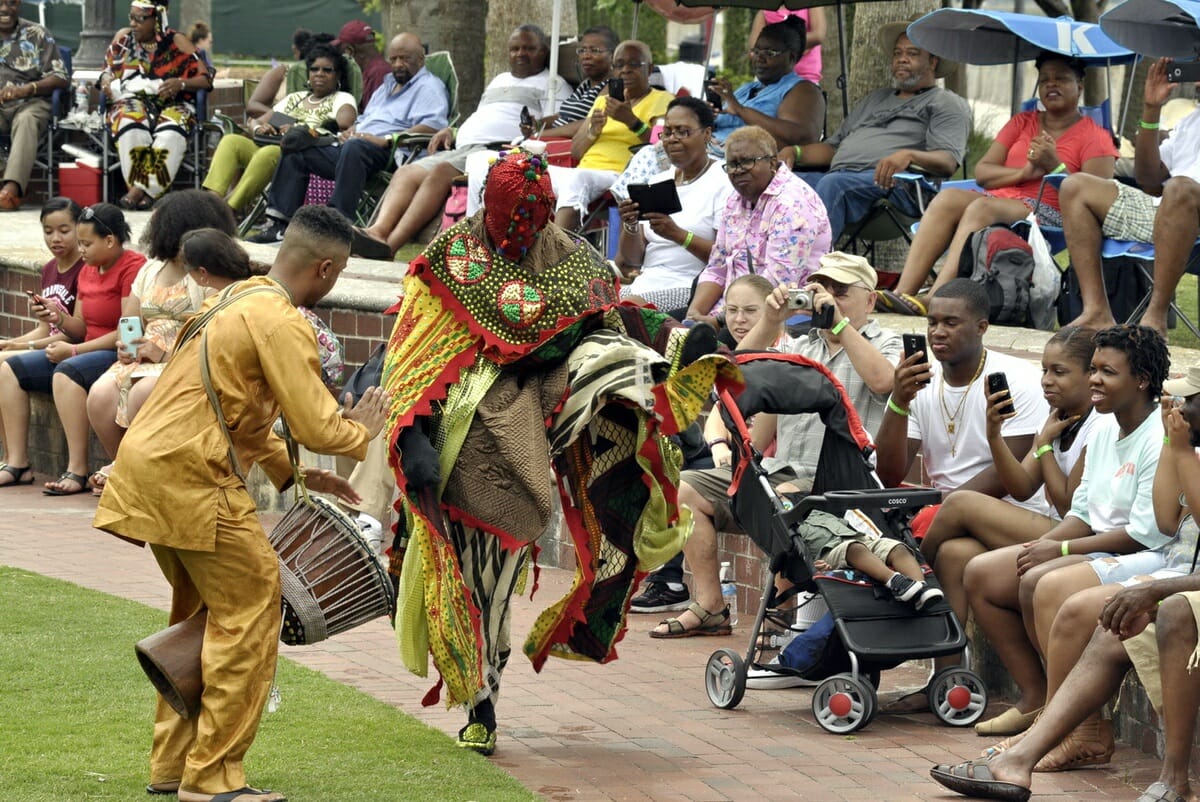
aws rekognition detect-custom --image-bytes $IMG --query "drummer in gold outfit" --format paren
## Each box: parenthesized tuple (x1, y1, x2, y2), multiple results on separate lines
(93, 207, 390, 802)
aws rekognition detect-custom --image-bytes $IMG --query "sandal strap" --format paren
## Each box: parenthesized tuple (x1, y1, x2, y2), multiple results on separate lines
(686, 601, 728, 628)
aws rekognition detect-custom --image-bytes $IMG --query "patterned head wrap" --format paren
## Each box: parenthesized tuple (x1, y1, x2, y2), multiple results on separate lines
(482, 146, 556, 263)
(131, 0, 168, 34)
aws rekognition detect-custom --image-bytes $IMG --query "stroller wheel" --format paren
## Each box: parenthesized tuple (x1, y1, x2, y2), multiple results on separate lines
(705, 648, 747, 709)
(812, 673, 875, 734)
(927, 667, 989, 727)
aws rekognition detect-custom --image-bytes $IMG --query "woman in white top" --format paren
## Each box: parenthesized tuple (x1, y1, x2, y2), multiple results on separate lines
(202, 43, 358, 213)
(616, 96, 733, 315)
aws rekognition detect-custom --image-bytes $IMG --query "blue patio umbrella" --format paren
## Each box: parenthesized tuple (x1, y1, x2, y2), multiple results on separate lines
(906, 9, 1137, 66)
(1100, 0, 1200, 60)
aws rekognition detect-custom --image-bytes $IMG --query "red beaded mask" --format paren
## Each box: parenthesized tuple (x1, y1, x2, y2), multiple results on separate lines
(482, 149, 556, 262)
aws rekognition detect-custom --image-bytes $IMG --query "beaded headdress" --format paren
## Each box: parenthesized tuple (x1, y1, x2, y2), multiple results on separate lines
(482, 145, 556, 263)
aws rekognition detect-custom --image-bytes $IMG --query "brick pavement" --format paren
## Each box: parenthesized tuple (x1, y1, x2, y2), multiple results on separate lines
(1, 485, 1164, 801)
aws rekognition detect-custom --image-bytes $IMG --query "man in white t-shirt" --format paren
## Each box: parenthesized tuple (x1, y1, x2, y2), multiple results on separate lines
(876, 278, 1051, 517)
(1060, 57, 1200, 337)
(350, 24, 572, 259)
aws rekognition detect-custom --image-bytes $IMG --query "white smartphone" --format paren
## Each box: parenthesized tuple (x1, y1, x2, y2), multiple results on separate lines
(118, 315, 142, 358)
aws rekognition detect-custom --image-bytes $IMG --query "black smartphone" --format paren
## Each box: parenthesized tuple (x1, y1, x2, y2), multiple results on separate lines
(986, 371, 1015, 416)
(607, 77, 625, 102)
(704, 84, 723, 110)
(520, 105, 534, 129)
(1168, 62, 1200, 83)
(902, 333, 929, 385)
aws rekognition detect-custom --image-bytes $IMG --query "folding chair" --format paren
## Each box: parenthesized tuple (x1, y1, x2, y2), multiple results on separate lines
(1096, 239, 1200, 337)
(21, 45, 72, 198)
(98, 88, 210, 202)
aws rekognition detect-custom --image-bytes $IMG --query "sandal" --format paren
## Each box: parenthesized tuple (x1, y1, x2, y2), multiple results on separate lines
(43, 470, 88, 496)
(975, 705, 1042, 737)
(0, 463, 33, 487)
(878, 289, 927, 316)
(649, 601, 732, 639)
(929, 758, 1031, 801)
(89, 463, 113, 497)
(1032, 716, 1113, 772)
(981, 723, 1032, 759)
(147, 780, 181, 794)
(1135, 781, 1189, 802)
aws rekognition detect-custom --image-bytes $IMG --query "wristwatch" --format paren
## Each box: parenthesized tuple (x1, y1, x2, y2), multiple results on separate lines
(27, 342, 35, 350)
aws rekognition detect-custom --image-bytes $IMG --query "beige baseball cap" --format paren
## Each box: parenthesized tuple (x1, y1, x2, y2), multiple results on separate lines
(811, 251, 878, 291)
(1164, 365, 1200, 398)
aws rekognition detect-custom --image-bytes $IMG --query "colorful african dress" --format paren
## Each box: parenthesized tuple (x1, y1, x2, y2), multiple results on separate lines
(382, 213, 741, 711)
(104, 28, 211, 197)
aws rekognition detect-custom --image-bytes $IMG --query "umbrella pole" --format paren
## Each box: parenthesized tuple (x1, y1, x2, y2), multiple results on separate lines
(548, 0, 562, 112)
(1118, 54, 1139, 138)
(632, 0, 641, 39)
(703, 9, 719, 69)
(836, 0, 849, 119)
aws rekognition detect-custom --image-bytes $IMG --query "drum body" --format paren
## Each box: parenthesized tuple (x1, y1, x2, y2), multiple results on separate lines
(270, 496, 395, 645)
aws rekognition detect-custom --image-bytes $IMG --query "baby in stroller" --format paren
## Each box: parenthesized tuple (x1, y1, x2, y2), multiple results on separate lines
(802, 509, 944, 611)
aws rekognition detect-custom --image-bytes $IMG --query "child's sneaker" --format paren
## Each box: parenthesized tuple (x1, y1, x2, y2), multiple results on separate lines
(915, 584, 945, 611)
(886, 572, 922, 603)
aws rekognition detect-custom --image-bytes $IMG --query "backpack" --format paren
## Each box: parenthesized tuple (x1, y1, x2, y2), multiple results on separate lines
(778, 611, 836, 672)
(957, 224, 1035, 326)
(440, 184, 469, 231)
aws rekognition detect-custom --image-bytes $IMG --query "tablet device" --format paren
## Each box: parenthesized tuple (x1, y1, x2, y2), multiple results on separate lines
(627, 179, 682, 218)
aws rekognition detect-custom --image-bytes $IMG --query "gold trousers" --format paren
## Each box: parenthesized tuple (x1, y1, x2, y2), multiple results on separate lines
(148, 487, 281, 793)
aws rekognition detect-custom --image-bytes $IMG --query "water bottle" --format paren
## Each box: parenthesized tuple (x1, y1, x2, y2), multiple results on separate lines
(73, 80, 89, 113)
(719, 561, 738, 626)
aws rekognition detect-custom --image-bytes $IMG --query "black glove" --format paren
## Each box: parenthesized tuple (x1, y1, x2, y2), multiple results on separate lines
(397, 422, 440, 489)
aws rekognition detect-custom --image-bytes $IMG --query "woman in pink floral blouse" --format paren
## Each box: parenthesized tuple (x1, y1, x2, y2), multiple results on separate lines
(685, 125, 831, 329)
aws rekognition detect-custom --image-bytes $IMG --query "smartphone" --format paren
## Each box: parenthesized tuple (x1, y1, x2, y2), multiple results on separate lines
(902, 333, 929, 385)
(986, 371, 1015, 416)
(1168, 62, 1200, 83)
(520, 105, 534, 130)
(118, 315, 143, 358)
(25, 289, 43, 305)
(607, 77, 625, 103)
(704, 83, 723, 110)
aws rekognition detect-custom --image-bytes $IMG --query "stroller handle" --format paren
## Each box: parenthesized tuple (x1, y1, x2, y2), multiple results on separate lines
(784, 487, 941, 523)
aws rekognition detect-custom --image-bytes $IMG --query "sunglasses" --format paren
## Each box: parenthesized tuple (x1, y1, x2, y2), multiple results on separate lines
(129, 11, 155, 22)
(309, 65, 336, 74)
(81, 206, 114, 237)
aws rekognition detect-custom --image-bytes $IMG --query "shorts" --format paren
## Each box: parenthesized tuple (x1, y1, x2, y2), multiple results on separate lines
(546, 165, 618, 214)
(681, 465, 808, 533)
(1101, 180, 1157, 243)
(1088, 549, 1167, 584)
(413, 142, 489, 174)
(6, 348, 118, 393)
(1016, 196, 1063, 227)
(1123, 589, 1200, 711)
(821, 535, 906, 571)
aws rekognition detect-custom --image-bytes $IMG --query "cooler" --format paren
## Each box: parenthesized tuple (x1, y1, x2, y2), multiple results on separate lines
(58, 160, 101, 206)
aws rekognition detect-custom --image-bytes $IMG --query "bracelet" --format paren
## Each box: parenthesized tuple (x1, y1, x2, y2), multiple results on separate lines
(830, 317, 849, 336)
(1061, 540, 1070, 557)
(1034, 443, 1054, 460)
(252, 123, 263, 133)
(707, 438, 730, 449)
(1165, 435, 1171, 445)
(793, 144, 803, 162)
(887, 397, 909, 417)
(627, 118, 648, 135)
(682, 231, 694, 249)
(1138, 119, 1161, 130)
(622, 221, 638, 235)
(1050, 163, 1066, 174)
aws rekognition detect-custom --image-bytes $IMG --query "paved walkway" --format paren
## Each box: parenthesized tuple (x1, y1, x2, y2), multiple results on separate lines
(1, 486, 1163, 801)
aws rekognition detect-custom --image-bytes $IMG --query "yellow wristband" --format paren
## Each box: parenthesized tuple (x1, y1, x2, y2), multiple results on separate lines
(1034, 444, 1053, 460)
(830, 317, 849, 336)
(1051, 163, 1066, 174)
(887, 397, 908, 417)
(1061, 541, 1070, 557)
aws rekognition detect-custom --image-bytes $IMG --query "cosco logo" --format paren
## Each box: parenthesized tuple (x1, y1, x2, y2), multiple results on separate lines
(887, 498, 907, 506)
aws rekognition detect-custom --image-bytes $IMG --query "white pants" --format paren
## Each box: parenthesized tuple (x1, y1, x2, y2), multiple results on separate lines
(464, 149, 617, 217)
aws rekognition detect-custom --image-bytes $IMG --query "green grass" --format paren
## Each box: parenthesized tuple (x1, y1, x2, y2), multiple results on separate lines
(0, 566, 537, 802)
(1172, 274, 1199, 351)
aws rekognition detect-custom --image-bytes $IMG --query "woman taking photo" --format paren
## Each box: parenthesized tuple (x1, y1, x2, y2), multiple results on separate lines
(617, 97, 733, 315)
(879, 53, 1117, 315)
(203, 43, 357, 214)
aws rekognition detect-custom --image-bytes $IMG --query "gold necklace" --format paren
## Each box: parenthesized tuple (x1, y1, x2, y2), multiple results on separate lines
(939, 348, 987, 456)
(676, 159, 713, 186)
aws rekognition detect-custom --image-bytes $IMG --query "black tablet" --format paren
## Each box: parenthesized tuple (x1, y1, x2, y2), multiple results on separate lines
(627, 179, 682, 218)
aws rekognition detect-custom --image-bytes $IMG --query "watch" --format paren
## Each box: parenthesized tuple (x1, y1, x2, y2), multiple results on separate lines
(27, 342, 35, 350)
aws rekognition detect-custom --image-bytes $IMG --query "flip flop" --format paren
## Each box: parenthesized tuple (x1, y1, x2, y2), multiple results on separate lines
(0, 463, 33, 487)
(878, 289, 926, 316)
(43, 470, 88, 496)
(929, 759, 1031, 801)
(178, 788, 286, 802)
(146, 780, 180, 794)
(350, 227, 393, 261)
(1135, 782, 1189, 802)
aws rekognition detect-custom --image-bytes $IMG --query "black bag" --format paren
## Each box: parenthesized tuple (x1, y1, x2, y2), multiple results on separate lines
(341, 343, 385, 404)
(958, 224, 1035, 326)
(1057, 254, 1170, 327)
(280, 124, 337, 154)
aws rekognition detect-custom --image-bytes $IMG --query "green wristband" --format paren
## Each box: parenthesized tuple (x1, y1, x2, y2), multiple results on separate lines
(830, 317, 849, 335)
(1051, 163, 1066, 174)
(1034, 444, 1053, 460)
(682, 231, 694, 249)
(1165, 436, 1171, 445)
(887, 397, 908, 417)
(1061, 540, 1070, 557)
(1139, 119, 1161, 130)
(793, 144, 803, 162)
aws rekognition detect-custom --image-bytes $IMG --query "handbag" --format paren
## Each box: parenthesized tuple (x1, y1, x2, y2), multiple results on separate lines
(341, 342, 386, 404)
(1022, 213, 1061, 332)
(280, 124, 337, 154)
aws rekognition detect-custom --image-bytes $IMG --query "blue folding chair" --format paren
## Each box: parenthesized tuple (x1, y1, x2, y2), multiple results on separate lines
(1097, 238, 1200, 338)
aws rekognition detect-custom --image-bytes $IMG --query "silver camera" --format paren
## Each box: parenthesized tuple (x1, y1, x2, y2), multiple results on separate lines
(786, 288, 814, 311)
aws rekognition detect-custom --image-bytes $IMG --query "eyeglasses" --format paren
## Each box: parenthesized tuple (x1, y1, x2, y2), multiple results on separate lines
(81, 206, 113, 237)
(813, 279, 867, 298)
(575, 47, 611, 57)
(129, 12, 155, 22)
(722, 155, 773, 175)
(612, 60, 646, 70)
(748, 47, 785, 59)
(309, 65, 336, 74)
(660, 127, 699, 141)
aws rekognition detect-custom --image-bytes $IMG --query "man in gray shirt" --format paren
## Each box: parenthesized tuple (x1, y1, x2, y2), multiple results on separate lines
(783, 18, 970, 242)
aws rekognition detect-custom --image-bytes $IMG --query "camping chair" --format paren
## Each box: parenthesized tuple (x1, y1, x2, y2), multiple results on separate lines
(1092, 239, 1200, 337)
(15, 45, 73, 198)
(286, 58, 364, 109)
(98, 87, 210, 203)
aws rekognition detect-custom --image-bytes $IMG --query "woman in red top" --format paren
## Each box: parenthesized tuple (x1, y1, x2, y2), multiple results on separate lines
(0, 203, 145, 495)
(879, 53, 1118, 315)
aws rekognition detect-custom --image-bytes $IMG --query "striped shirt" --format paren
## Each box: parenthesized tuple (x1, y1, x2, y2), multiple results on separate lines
(552, 78, 606, 127)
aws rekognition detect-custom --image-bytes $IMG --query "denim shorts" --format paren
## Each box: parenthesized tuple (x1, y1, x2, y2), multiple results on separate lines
(6, 348, 118, 393)
(1088, 549, 1167, 584)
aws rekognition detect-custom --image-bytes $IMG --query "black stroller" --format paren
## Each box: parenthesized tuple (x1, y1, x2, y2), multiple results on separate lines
(703, 353, 988, 733)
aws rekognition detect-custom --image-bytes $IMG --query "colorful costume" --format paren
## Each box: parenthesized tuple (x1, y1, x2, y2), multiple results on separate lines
(382, 150, 740, 753)
(94, 276, 371, 795)
(104, 2, 211, 198)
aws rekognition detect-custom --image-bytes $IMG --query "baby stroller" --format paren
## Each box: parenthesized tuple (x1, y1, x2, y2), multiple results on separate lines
(703, 353, 987, 733)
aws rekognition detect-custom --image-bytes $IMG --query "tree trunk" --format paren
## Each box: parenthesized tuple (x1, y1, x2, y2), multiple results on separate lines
(385, 0, 489, 119)
(177, 0, 211, 34)
(486, 0, 578, 96)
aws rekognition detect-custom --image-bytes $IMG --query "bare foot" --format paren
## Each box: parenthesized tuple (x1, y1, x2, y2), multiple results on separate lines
(1066, 312, 1117, 332)
(1141, 313, 1169, 340)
